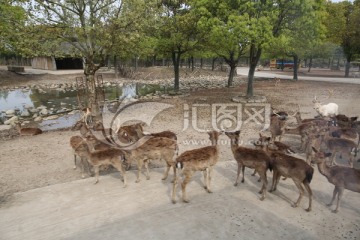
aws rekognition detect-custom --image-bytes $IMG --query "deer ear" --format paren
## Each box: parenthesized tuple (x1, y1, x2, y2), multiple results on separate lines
(312, 147, 318, 153)
(235, 130, 241, 135)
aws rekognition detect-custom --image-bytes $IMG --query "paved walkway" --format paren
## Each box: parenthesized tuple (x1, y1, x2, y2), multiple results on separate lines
(237, 67, 360, 84)
(0, 162, 359, 240)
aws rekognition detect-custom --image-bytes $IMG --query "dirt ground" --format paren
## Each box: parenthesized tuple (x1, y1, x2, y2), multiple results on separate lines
(0, 67, 360, 239)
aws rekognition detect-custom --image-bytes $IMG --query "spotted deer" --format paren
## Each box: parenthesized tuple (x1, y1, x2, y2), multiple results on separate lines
(312, 147, 360, 213)
(15, 122, 42, 136)
(172, 131, 222, 203)
(225, 131, 272, 201)
(73, 141, 127, 186)
(122, 136, 178, 183)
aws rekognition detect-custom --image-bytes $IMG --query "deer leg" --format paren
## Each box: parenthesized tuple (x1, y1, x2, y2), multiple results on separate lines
(293, 181, 304, 208)
(80, 157, 86, 179)
(144, 160, 150, 180)
(258, 171, 267, 201)
(112, 161, 127, 188)
(330, 152, 337, 166)
(241, 166, 245, 183)
(93, 166, 100, 184)
(181, 171, 194, 203)
(73, 154, 77, 169)
(171, 163, 176, 183)
(135, 159, 143, 183)
(348, 154, 354, 168)
(303, 182, 312, 212)
(171, 174, 178, 204)
(333, 187, 344, 213)
(234, 162, 242, 186)
(251, 169, 257, 176)
(162, 162, 171, 181)
(206, 167, 213, 193)
(203, 170, 207, 190)
(327, 186, 338, 207)
(270, 170, 281, 192)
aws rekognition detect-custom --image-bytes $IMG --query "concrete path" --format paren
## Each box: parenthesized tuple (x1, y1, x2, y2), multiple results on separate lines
(237, 67, 360, 84)
(0, 162, 359, 240)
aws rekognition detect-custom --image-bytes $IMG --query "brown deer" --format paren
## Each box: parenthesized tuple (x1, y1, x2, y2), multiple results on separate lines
(117, 122, 177, 143)
(172, 131, 222, 203)
(72, 120, 91, 137)
(70, 135, 92, 178)
(269, 151, 314, 212)
(312, 147, 360, 213)
(269, 111, 288, 142)
(284, 119, 330, 151)
(74, 141, 127, 186)
(225, 131, 272, 201)
(15, 122, 42, 136)
(122, 136, 178, 183)
(253, 133, 295, 181)
(257, 133, 295, 154)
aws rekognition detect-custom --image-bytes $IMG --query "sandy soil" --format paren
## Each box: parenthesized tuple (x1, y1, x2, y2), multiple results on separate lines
(0, 67, 360, 239)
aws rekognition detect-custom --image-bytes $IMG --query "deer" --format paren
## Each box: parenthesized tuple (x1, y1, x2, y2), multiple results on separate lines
(116, 122, 177, 143)
(269, 110, 290, 142)
(284, 119, 331, 151)
(122, 136, 178, 183)
(312, 147, 360, 213)
(72, 120, 91, 137)
(268, 151, 314, 212)
(225, 131, 272, 201)
(14, 122, 42, 136)
(311, 132, 357, 167)
(72, 120, 111, 151)
(312, 95, 339, 117)
(74, 140, 127, 186)
(252, 133, 295, 181)
(70, 135, 92, 178)
(171, 131, 222, 203)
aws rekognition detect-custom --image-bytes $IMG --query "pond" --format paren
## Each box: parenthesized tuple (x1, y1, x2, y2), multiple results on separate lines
(0, 83, 169, 127)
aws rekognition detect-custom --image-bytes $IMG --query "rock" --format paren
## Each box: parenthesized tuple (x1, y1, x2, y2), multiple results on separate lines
(29, 108, 38, 113)
(67, 110, 78, 115)
(33, 113, 38, 118)
(21, 110, 31, 117)
(60, 102, 67, 106)
(34, 116, 43, 122)
(37, 105, 47, 110)
(40, 108, 49, 115)
(44, 115, 59, 120)
(0, 125, 12, 131)
(5, 109, 15, 115)
(24, 104, 33, 109)
(4, 116, 19, 125)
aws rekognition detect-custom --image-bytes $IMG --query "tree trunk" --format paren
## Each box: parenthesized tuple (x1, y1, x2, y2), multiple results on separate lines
(135, 56, 138, 71)
(308, 57, 312, 72)
(293, 55, 299, 80)
(172, 51, 181, 91)
(228, 65, 236, 87)
(114, 55, 118, 79)
(345, 57, 351, 77)
(84, 58, 101, 121)
(247, 44, 262, 98)
(212, 57, 217, 71)
(191, 56, 194, 71)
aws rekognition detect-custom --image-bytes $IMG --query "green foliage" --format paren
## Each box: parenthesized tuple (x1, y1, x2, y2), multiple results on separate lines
(0, 1, 27, 54)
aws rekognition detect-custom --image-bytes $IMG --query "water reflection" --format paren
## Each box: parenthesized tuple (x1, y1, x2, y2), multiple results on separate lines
(0, 83, 169, 125)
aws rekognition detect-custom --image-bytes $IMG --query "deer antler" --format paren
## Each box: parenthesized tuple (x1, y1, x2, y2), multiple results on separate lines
(326, 89, 334, 99)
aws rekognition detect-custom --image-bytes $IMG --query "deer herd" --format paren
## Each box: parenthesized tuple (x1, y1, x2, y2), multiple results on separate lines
(15, 95, 360, 214)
